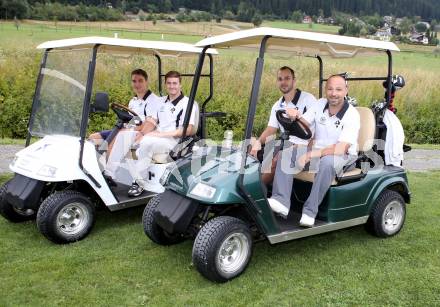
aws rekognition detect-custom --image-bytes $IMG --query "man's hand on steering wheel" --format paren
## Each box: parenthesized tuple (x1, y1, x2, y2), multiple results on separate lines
(285, 108, 300, 120)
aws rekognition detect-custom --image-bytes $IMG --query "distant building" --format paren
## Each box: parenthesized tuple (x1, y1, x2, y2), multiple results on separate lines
(383, 16, 393, 24)
(375, 27, 392, 41)
(410, 32, 429, 45)
(395, 18, 403, 26)
(317, 16, 325, 24)
(325, 17, 335, 24)
(302, 16, 312, 24)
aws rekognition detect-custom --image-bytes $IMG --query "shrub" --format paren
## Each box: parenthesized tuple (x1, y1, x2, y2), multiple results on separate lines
(1, 48, 440, 144)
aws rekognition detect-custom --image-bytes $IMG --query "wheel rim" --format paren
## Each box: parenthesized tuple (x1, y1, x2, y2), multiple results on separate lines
(382, 200, 404, 234)
(216, 232, 250, 275)
(56, 203, 90, 235)
(12, 207, 35, 217)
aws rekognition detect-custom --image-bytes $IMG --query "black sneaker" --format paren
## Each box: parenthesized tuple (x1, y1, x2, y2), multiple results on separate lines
(128, 181, 144, 197)
(103, 173, 117, 187)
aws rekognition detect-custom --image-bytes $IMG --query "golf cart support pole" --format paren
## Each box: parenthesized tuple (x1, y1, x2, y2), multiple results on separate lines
(78, 44, 101, 188)
(154, 54, 163, 95)
(26, 49, 51, 147)
(317, 55, 323, 98)
(386, 50, 393, 109)
(200, 53, 214, 139)
(179, 46, 209, 145)
(237, 35, 271, 219)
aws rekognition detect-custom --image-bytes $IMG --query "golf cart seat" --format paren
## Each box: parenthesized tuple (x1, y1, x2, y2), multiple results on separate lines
(151, 103, 200, 164)
(294, 106, 375, 185)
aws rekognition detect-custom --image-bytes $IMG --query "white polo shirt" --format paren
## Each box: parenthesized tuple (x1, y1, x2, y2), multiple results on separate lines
(128, 90, 160, 122)
(267, 89, 317, 145)
(154, 93, 198, 133)
(302, 98, 360, 156)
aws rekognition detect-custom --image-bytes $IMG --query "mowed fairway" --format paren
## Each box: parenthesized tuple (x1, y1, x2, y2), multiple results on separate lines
(0, 171, 439, 305)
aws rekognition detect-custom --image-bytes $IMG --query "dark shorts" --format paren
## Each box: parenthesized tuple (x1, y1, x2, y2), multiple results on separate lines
(99, 129, 112, 140)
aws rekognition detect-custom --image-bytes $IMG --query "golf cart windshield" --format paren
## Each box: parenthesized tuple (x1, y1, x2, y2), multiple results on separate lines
(29, 49, 91, 137)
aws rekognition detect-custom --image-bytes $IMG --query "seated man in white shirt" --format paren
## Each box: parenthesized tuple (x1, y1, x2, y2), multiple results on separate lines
(250, 66, 317, 184)
(268, 75, 360, 227)
(127, 70, 198, 196)
(89, 68, 160, 153)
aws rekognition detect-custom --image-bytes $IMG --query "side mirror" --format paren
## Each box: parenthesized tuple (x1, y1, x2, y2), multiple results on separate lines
(91, 92, 109, 113)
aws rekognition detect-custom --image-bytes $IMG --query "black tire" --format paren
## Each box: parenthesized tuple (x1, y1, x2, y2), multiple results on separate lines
(192, 216, 253, 283)
(36, 191, 95, 244)
(142, 195, 185, 245)
(0, 180, 36, 223)
(366, 189, 406, 238)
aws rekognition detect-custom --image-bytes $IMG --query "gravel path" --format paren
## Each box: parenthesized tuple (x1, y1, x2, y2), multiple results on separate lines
(0, 145, 439, 174)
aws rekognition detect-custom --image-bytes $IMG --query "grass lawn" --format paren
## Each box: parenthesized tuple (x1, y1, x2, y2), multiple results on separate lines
(0, 21, 202, 47)
(0, 138, 26, 145)
(0, 171, 439, 305)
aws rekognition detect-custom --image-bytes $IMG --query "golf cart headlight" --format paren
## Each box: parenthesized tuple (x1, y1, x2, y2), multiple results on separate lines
(190, 183, 216, 199)
(37, 165, 57, 177)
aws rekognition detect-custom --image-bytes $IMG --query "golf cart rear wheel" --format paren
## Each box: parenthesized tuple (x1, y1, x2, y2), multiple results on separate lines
(366, 189, 406, 238)
(0, 180, 36, 223)
(142, 195, 185, 245)
(37, 191, 95, 244)
(192, 216, 252, 283)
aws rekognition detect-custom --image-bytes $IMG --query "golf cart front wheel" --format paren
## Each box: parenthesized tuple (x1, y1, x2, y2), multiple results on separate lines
(192, 216, 253, 283)
(142, 195, 185, 245)
(366, 189, 406, 238)
(37, 191, 95, 244)
(0, 180, 36, 223)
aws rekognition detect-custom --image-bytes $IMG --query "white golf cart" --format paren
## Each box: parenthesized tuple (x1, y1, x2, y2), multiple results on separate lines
(0, 37, 217, 244)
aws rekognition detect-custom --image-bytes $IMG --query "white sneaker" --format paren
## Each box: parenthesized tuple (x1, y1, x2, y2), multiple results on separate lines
(299, 213, 315, 227)
(268, 198, 289, 217)
(138, 180, 165, 194)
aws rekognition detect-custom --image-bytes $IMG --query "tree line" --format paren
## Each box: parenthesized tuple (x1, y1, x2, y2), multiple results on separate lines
(1, 0, 439, 21)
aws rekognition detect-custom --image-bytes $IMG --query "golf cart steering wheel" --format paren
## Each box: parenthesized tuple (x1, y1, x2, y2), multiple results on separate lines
(111, 103, 140, 123)
(276, 110, 312, 140)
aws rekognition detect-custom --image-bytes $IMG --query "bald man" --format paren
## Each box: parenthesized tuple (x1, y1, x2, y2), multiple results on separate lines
(268, 75, 360, 227)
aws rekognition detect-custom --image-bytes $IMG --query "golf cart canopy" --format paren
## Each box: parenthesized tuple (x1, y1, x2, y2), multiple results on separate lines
(37, 36, 217, 56)
(196, 27, 399, 58)
(27, 36, 217, 151)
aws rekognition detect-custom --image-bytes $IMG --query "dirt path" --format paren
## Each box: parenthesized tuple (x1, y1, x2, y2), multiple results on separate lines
(0, 145, 439, 174)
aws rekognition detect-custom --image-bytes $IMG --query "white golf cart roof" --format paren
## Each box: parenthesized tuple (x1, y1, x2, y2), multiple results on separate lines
(196, 27, 399, 58)
(37, 36, 217, 56)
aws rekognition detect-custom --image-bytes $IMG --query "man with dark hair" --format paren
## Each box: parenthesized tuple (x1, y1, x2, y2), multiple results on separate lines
(268, 74, 360, 227)
(89, 68, 159, 146)
(102, 68, 161, 179)
(126, 70, 199, 196)
(250, 66, 317, 184)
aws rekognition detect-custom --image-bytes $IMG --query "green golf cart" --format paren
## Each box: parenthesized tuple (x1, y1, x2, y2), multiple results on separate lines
(142, 27, 411, 282)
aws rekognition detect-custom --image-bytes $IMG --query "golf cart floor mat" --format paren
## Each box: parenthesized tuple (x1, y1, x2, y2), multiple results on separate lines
(109, 182, 156, 209)
(275, 212, 328, 232)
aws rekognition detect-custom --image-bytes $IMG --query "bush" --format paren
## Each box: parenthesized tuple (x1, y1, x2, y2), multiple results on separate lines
(29, 3, 124, 21)
(1, 48, 440, 144)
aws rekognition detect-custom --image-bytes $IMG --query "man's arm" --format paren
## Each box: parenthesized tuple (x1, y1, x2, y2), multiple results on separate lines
(308, 142, 351, 158)
(134, 117, 157, 142)
(250, 126, 278, 157)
